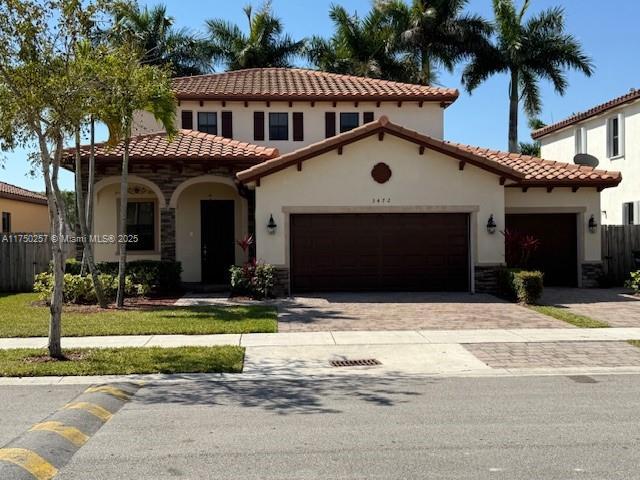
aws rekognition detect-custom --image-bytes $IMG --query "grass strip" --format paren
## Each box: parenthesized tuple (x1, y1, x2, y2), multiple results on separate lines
(529, 305, 609, 328)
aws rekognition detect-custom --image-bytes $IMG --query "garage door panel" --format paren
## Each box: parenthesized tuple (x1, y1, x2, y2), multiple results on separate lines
(291, 213, 469, 292)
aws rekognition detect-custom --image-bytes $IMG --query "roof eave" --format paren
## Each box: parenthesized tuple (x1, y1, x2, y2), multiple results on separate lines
(0, 192, 48, 205)
(175, 93, 459, 104)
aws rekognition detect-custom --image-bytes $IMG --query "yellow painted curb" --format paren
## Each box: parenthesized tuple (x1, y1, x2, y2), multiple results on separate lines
(0, 448, 58, 480)
(30, 421, 89, 447)
(85, 385, 131, 401)
(63, 402, 113, 422)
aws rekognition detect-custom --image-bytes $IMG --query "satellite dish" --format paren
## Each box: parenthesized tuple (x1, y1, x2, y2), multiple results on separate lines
(574, 153, 599, 168)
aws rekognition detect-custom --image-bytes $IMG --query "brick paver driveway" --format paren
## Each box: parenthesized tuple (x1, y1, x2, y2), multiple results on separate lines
(277, 292, 567, 332)
(465, 341, 640, 369)
(541, 288, 640, 327)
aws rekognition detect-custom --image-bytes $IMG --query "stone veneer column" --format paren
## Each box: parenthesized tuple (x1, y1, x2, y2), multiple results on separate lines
(160, 207, 176, 262)
(581, 262, 604, 288)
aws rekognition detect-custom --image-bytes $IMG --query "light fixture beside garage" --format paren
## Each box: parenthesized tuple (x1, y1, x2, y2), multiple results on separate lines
(487, 214, 497, 234)
(267, 214, 277, 234)
(588, 215, 598, 234)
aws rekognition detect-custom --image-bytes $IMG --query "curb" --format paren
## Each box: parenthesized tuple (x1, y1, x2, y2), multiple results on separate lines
(0, 382, 142, 479)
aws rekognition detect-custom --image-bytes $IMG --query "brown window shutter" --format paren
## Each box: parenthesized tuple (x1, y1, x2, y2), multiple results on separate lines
(181, 110, 193, 129)
(253, 111, 265, 141)
(325, 112, 336, 138)
(363, 111, 374, 124)
(292, 112, 304, 141)
(221, 111, 233, 138)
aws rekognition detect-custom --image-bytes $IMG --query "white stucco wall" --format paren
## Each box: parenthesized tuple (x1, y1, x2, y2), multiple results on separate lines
(175, 182, 248, 283)
(253, 134, 506, 268)
(505, 187, 602, 262)
(540, 100, 639, 225)
(132, 100, 445, 152)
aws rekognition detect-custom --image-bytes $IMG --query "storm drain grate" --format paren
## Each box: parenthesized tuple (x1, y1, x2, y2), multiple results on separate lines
(330, 359, 382, 367)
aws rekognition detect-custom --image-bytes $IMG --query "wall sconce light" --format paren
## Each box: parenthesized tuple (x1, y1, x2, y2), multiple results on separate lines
(487, 214, 497, 234)
(267, 214, 277, 234)
(588, 214, 597, 234)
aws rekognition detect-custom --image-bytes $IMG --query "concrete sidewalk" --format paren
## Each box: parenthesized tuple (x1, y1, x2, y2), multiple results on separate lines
(2, 327, 640, 350)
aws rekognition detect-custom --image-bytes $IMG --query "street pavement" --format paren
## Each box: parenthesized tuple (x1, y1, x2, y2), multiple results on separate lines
(6, 374, 633, 480)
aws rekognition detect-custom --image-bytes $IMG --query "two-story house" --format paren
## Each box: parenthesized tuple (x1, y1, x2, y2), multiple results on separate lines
(67, 68, 621, 293)
(533, 88, 640, 225)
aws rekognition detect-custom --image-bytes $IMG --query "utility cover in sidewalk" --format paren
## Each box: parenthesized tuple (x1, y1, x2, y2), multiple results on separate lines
(330, 359, 381, 367)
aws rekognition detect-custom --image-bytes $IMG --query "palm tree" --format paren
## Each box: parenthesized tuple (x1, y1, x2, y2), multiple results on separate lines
(306, 4, 412, 82)
(379, 0, 493, 85)
(206, 3, 305, 70)
(462, 0, 593, 152)
(110, 3, 212, 76)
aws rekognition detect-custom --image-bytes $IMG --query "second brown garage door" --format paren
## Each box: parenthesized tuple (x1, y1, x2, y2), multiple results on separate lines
(290, 213, 469, 292)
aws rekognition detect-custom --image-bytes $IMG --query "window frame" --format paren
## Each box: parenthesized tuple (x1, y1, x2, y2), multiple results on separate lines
(125, 200, 156, 252)
(339, 112, 360, 133)
(197, 112, 218, 135)
(1, 211, 11, 233)
(607, 113, 625, 159)
(269, 112, 289, 141)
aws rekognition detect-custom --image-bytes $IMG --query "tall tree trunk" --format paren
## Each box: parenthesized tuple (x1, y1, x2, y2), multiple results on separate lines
(38, 135, 67, 359)
(508, 69, 519, 153)
(74, 127, 107, 309)
(116, 135, 130, 308)
(80, 117, 96, 275)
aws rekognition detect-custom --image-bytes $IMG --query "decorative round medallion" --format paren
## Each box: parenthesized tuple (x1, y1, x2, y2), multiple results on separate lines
(371, 162, 392, 184)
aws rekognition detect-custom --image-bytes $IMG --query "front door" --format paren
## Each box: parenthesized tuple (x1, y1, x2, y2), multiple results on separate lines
(201, 200, 235, 284)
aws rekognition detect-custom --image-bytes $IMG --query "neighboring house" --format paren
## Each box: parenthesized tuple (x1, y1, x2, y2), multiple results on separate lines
(533, 88, 640, 225)
(66, 68, 621, 292)
(0, 181, 49, 233)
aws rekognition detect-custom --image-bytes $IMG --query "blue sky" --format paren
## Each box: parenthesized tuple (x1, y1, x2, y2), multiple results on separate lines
(1, 0, 638, 192)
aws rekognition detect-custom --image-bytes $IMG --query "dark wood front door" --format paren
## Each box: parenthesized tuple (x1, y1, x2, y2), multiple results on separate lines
(505, 213, 578, 286)
(201, 200, 235, 284)
(290, 213, 469, 293)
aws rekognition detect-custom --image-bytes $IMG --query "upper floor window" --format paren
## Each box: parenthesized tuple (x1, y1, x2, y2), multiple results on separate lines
(607, 114, 624, 158)
(198, 112, 217, 135)
(126, 201, 155, 251)
(575, 127, 586, 155)
(1, 212, 10, 233)
(269, 113, 288, 141)
(340, 112, 359, 133)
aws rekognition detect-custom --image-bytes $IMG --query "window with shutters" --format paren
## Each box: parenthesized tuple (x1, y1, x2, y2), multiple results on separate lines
(1, 212, 10, 233)
(221, 111, 233, 138)
(292, 112, 304, 141)
(340, 112, 359, 133)
(254, 112, 265, 141)
(197, 112, 217, 135)
(126, 201, 155, 251)
(181, 110, 193, 130)
(269, 113, 288, 140)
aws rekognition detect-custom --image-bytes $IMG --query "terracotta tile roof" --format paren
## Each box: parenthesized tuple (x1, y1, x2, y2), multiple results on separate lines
(0, 181, 47, 205)
(65, 130, 279, 164)
(445, 142, 622, 187)
(172, 68, 459, 103)
(532, 88, 640, 139)
(238, 116, 621, 189)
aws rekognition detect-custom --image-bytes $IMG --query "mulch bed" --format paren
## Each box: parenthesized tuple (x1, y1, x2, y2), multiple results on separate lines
(30, 296, 182, 312)
(23, 351, 89, 363)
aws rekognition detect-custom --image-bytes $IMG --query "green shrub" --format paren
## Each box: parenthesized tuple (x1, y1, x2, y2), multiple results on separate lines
(230, 261, 276, 299)
(498, 268, 544, 304)
(34, 272, 145, 304)
(625, 271, 640, 294)
(52, 259, 182, 294)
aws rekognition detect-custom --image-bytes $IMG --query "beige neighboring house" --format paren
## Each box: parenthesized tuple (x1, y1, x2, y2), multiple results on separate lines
(0, 181, 49, 233)
(66, 68, 621, 293)
(533, 88, 640, 225)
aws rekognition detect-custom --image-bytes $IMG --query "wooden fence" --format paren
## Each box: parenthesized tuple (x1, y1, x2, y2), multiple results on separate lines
(0, 233, 52, 292)
(601, 225, 640, 285)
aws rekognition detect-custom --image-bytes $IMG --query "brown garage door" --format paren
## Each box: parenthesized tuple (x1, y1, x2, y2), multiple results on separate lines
(290, 213, 469, 292)
(505, 213, 578, 286)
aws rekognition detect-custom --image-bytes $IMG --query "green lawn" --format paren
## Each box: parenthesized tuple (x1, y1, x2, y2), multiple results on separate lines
(0, 346, 244, 376)
(629, 340, 640, 349)
(529, 305, 609, 328)
(0, 293, 277, 337)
